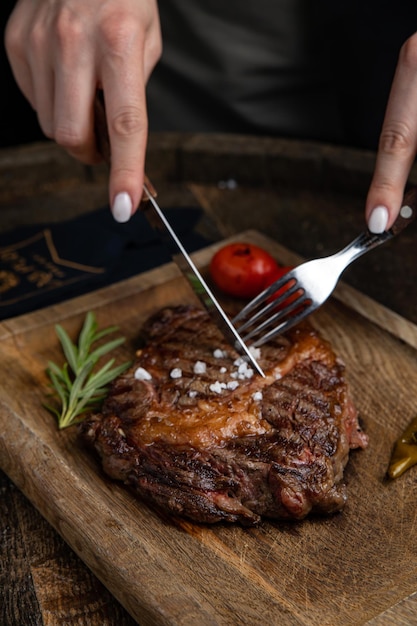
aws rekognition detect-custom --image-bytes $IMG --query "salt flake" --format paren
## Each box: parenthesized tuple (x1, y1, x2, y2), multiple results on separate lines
(134, 367, 152, 381)
(237, 362, 254, 379)
(193, 361, 207, 374)
(209, 381, 226, 394)
(249, 346, 262, 360)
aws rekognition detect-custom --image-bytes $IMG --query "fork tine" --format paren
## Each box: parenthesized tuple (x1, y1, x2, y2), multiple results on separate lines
(239, 292, 309, 343)
(233, 280, 302, 333)
(233, 273, 296, 324)
(231, 262, 316, 348)
(250, 302, 315, 347)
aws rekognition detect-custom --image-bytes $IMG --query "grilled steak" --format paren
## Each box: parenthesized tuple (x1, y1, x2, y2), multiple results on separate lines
(81, 305, 368, 526)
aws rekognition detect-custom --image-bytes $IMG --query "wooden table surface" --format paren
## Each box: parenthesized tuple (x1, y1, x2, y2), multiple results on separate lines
(1, 133, 417, 626)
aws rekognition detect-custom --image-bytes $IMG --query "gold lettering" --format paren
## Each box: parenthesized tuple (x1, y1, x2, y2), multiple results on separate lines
(0, 250, 35, 273)
(0, 250, 19, 262)
(0, 270, 20, 293)
(28, 271, 53, 288)
(33, 254, 66, 278)
(13, 259, 35, 273)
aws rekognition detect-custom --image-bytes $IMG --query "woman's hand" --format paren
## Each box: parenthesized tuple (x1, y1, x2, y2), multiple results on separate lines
(5, 0, 162, 222)
(366, 31, 417, 233)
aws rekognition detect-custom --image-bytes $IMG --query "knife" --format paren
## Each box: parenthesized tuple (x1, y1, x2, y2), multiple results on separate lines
(93, 93, 264, 377)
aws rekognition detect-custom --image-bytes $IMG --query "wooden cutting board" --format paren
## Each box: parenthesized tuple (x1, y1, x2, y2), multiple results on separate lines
(1, 230, 417, 626)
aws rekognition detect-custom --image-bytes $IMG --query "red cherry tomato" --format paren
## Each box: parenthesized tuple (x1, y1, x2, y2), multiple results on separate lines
(265, 266, 293, 299)
(210, 242, 282, 299)
(265, 266, 300, 308)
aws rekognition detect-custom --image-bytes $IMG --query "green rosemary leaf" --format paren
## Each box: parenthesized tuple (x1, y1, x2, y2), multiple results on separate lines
(45, 312, 131, 429)
(67, 360, 95, 405)
(55, 324, 79, 373)
(93, 325, 121, 342)
(89, 336, 126, 363)
(47, 360, 67, 384)
(60, 363, 73, 389)
(83, 358, 116, 388)
(85, 360, 130, 392)
(47, 368, 68, 409)
(77, 311, 97, 364)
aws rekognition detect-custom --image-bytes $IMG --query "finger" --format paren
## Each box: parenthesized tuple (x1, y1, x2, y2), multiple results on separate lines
(100, 32, 148, 222)
(4, 2, 36, 108)
(106, 90, 148, 223)
(53, 37, 100, 163)
(5, 49, 36, 111)
(143, 12, 162, 82)
(10, 3, 55, 138)
(28, 58, 55, 139)
(366, 34, 417, 233)
(54, 73, 100, 164)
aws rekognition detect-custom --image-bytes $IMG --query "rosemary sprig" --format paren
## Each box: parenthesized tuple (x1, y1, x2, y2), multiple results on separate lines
(45, 311, 131, 429)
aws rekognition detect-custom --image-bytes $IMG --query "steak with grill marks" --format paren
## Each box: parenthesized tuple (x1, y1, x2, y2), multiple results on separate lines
(81, 305, 368, 525)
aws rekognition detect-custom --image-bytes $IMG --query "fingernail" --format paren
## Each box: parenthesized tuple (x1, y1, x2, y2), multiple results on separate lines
(368, 205, 389, 234)
(112, 192, 132, 223)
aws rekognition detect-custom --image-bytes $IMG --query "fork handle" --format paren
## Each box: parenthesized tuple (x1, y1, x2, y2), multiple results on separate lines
(389, 186, 417, 236)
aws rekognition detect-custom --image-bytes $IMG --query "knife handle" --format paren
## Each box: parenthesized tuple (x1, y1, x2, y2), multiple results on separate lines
(93, 90, 157, 202)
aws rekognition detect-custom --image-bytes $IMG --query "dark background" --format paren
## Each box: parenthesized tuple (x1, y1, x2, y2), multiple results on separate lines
(1, 1, 44, 146)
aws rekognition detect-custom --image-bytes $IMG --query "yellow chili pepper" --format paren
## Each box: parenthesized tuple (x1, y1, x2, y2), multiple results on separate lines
(388, 415, 417, 479)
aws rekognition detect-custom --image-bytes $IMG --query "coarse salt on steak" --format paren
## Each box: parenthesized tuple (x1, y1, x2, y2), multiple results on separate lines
(81, 305, 368, 526)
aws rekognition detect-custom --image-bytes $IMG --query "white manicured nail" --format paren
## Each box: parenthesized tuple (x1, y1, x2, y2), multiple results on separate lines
(368, 205, 388, 234)
(112, 192, 132, 223)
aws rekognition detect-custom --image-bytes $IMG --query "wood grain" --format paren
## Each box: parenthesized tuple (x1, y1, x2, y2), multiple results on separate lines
(1, 231, 417, 626)
(0, 469, 136, 626)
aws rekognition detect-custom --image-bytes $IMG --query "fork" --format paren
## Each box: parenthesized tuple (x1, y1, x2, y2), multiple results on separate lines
(233, 187, 417, 347)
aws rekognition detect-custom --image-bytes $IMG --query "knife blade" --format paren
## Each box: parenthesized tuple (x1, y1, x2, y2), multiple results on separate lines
(93, 92, 264, 376)
(141, 184, 265, 376)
